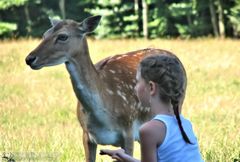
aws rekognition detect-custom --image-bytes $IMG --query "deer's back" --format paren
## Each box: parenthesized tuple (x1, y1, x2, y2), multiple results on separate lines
(94, 48, 167, 124)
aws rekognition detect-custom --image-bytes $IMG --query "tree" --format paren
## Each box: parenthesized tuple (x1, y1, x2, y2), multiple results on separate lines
(0, 0, 28, 37)
(87, 0, 139, 38)
(209, 0, 219, 36)
(169, 1, 196, 38)
(216, 0, 225, 38)
(0, 0, 239, 38)
(228, 0, 240, 37)
(208, 0, 228, 38)
(0, 0, 27, 10)
(142, 0, 148, 38)
(59, 0, 66, 19)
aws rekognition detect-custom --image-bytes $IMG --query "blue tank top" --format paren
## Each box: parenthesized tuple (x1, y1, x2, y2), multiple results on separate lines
(153, 114, 204, 162)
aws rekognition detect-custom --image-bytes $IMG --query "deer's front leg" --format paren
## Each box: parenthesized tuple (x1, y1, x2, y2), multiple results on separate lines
(83, 131, 97, 162)
(122, 127, 134, 156)
(77, 103, 97, 162)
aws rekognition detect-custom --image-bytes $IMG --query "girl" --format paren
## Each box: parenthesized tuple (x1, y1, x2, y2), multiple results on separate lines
(100, 52, 203, 162)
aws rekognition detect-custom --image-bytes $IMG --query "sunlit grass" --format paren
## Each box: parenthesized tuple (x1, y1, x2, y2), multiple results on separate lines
(0, 38, 240, 161)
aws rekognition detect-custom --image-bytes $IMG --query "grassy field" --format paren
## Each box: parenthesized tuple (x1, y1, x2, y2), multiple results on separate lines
(0, 38, 240, 162)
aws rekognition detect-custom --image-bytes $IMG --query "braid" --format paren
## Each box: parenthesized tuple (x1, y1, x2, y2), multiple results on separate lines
(172, 100, 192, 144)
(140, 53, 192, 144)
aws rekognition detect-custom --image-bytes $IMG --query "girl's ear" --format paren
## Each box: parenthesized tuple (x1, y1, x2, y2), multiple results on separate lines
(149, 81, 157, 96)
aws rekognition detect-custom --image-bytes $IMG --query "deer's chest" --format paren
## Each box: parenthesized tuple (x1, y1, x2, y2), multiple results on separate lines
(88, 127, 122, 146)
(81, 106, 123, 146)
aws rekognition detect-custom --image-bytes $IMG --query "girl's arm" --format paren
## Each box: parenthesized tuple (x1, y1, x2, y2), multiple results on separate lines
(100, 120, 165, 162)
(139, 120, 165, 162)
(100, 149, 139, 162)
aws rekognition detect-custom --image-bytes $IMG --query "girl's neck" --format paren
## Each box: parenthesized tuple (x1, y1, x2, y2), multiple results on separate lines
(150, 100, 174, 116)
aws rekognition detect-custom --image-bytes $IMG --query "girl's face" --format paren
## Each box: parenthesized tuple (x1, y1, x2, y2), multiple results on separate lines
(134, 69, 150, 107)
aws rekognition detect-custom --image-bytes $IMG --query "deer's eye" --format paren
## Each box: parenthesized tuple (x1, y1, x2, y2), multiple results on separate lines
(57, 34, 68, 42)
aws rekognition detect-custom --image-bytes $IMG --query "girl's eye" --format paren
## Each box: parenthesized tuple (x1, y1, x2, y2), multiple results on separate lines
(57, 34, 68, 41)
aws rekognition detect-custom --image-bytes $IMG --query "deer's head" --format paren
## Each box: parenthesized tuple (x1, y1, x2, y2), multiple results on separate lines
(25, 15, 101, 70)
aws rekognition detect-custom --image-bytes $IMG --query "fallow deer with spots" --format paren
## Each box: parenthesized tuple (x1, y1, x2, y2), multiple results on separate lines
(25, 15, 173, 162)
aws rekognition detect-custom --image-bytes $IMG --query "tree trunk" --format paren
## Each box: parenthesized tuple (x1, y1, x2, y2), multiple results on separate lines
(216, 0, 225, 38)
(134, 0, 139, 13)
(142, 0, 148, 39)
(24, 3, 32, 34)
(137, 0, 143, 36)
(187, 13, 192, 27)
(134, 0, 139, 36)
(209, 0, 219, 37)
(59, 0, 66, 19)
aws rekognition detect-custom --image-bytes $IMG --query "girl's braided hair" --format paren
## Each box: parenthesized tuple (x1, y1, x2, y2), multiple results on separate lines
(140, 52, 191, 144)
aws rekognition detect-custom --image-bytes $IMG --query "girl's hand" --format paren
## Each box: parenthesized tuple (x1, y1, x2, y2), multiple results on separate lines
(100, 148, 125, 161)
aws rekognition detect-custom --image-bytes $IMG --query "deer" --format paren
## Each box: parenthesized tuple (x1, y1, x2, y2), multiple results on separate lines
(25, 15, 175, 162)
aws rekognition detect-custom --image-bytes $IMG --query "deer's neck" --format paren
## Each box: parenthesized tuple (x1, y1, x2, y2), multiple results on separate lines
(65, 38, 106, 116)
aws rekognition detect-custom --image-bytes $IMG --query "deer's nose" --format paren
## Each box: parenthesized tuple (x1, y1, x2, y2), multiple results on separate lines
(25, 55, 37, 65)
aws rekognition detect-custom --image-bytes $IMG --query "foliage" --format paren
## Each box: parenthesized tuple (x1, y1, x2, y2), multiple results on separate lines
(148, 0, 170, 38)
(87, 0, 139, 38)
(0, 0, 239, 38)
(0, 22, 17, 37)
(228, 0, 240, 37)
(0, 0, 28, 37)
(0, 0, 28, 10)
(169, 2, 194, 38)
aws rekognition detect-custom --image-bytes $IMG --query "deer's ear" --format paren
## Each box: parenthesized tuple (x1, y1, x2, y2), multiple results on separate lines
(79, 15, 101, 34)
(49, 18, 61, 27)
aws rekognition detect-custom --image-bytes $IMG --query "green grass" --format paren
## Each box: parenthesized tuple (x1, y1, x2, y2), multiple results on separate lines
(0, 38, 240, 161)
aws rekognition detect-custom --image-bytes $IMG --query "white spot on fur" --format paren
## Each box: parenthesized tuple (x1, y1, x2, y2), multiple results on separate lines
(106, 89, 114, 95)
(133, 54, 140, 57)
(129, 85, 133, 90)
(88, 133, 97, 143)
(117, 90, 122, 96)
(116, 57, 122, 60)
(117, 90, 127, 102)
(114, 77, 120, 81)
(109, 70, 116, 74)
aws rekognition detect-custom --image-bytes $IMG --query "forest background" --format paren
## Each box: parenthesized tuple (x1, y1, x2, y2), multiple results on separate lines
(1, 0, 240, 39)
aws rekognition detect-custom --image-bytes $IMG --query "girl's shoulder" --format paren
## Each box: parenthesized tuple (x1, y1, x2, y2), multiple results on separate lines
(139, 119, 166, 146)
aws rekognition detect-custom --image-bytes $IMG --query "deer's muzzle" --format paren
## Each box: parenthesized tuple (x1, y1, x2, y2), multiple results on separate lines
(25, 55, 37, 66)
